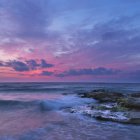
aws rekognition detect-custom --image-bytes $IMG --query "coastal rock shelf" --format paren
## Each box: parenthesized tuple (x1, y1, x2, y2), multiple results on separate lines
(65, 89, 140, 124)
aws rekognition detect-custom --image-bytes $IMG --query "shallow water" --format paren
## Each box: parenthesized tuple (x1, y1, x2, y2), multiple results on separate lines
(0, 82, 139, 140)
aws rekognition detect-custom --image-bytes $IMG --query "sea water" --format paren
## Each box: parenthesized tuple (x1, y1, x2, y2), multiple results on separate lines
(0, 82, 139, 140)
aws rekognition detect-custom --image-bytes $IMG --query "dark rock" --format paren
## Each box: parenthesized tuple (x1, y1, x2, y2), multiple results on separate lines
(76, 89, 140, 124)
(87, 110, 129, 123)
(118, 97, 140, 109)
(130, 93, 140, 98)
(92, 110, 140, 124)
(81, 89, 124, 102)
(127, 112, 140, 124)
(67, 104, 140, 124)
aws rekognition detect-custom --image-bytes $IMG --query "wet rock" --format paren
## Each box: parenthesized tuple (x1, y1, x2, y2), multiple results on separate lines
(118, 97, 140, 110)
(70, 106, 140, 124)
(91, 103, 115, 110)
(92, 103, 128, 112)
(75, 89, 140, 124)
(93, 110, 129, 123)
(127, 112, 140, 124)
(130, 93, 140, 98)
(66, 102, 140, 124)
(80, 89, 124, 102)
(93, 111, 138, 124)
(94, 111, 140, 124)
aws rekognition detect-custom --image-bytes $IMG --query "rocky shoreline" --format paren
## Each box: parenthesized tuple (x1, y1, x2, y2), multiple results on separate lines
(65, 89, 140, 124)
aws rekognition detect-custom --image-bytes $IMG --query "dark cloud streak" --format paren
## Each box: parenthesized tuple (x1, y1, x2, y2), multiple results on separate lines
(56, 67, 120, 77)
(6, 61, 30, 72)
(40, 71, 53, 76)
(40, 59, 54, 68)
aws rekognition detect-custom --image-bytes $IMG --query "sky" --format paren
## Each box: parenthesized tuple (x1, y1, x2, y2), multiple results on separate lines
(0, 0, 140, 82)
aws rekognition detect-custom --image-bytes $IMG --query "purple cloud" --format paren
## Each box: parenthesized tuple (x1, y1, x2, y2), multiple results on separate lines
(6, 61, 29, 72)
(40, 71, 53, 76)
(40, 59, 54, 68)
(26, 59, 39, 70)
(0, 59, 54, 72)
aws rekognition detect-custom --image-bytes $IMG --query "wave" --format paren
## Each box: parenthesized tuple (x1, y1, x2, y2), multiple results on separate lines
(0, 95, 91, 109)
(0, 96, 93, 112)
(39, 95, 95, 111)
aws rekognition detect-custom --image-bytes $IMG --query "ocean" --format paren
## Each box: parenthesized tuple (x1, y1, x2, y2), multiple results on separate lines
(0, 82, 139, 140)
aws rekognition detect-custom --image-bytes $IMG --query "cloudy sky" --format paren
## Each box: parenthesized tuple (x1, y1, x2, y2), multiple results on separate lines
(0, 0, 140, 82)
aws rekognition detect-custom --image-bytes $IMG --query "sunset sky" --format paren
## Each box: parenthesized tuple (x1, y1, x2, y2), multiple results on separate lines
(0, 0, 140, 82)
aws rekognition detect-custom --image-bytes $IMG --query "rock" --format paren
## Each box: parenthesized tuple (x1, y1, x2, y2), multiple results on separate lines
(91, 103, 115, 110)
(85, 109, 140, 124)
(93, 110, 129, 123)
(75, 89, 140, 124)
(118, 97, 140, 109)
(81, 89, 124, 102)
(66, 104, 140, 124)
(93, 111, 140, 124)
(127, 112, 140, 124)
(130, 93, 140, 98)
(94, 103, 128, 112)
